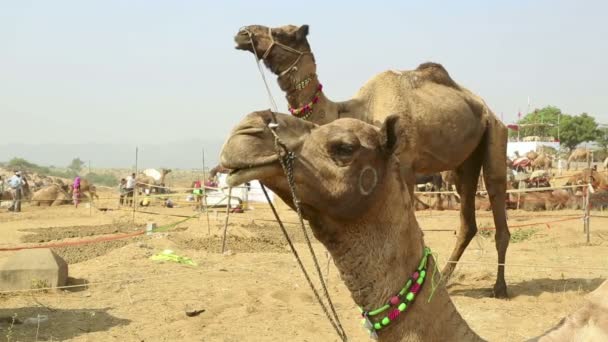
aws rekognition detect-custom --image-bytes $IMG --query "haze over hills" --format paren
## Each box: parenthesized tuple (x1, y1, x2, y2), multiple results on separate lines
(0, 139, 225, 170)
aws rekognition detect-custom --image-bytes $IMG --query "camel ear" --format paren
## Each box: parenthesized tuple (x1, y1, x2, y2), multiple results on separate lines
(296, 25, 309, 41)
(380, 114, 401, 154)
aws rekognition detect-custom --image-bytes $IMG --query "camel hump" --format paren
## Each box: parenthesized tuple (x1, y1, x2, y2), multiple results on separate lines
(416, 62, 459, 89)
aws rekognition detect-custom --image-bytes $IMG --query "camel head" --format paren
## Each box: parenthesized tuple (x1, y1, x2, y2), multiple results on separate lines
(234, 24, 311, 75)
(221, 110, 406, 229)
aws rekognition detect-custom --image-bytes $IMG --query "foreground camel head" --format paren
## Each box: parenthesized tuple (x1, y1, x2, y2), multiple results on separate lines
(221, 110, 402, 226)
(234, 24, 311, 74)
(221, 112, 608, 340)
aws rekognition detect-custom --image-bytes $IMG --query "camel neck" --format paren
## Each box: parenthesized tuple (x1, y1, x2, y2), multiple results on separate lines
(275, 54, 345, 124)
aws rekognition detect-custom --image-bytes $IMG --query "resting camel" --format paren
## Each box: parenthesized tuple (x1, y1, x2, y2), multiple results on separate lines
(565, 168, 608, 190)
(220, 112, 608, 341)
(567, 148, 593, 170)
(31, 184, 71, 206)
(235, 25, 511, 297)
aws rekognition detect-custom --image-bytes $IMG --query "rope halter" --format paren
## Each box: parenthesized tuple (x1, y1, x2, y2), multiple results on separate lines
(240, 26, 311, 77)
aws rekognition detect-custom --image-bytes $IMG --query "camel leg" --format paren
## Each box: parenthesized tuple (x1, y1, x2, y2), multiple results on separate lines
(442, 149, 483, 282)
(481, 121, 510, 298)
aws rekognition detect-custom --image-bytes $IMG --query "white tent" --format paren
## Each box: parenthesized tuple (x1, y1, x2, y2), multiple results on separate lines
(216, 174, 274, 203)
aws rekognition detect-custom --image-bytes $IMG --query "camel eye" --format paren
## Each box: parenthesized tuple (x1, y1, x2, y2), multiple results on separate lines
(334, 144, 356, 156)
(328, 141, 359, 165)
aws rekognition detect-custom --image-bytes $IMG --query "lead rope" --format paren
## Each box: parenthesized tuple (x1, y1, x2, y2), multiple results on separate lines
(260, 184, 346, 341)
(267, 119, 348, 341)
(243, 29, 347, 341)
(243, 29, 279, 112)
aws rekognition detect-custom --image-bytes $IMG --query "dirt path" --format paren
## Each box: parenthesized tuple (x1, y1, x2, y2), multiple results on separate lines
(0, 202, 607, 341)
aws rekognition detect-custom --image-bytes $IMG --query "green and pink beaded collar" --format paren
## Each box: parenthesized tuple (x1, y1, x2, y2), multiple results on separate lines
(359, 247, 432, 339)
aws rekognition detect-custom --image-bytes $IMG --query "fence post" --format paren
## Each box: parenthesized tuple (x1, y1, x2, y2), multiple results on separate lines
(585, 184, 593, 244)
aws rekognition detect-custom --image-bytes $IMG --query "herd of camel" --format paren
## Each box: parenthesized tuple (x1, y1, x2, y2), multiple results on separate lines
(220, 24, 607, 341)
(0, 168, 173, 206)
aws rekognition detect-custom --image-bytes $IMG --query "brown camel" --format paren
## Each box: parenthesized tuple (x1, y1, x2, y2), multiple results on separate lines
(531, 153, 553, 171)
(220, 113, 608, 341)
(31, 184, 71, 206)
(137, 168, 172, 193)
(235, 25, 511, 297)
(565, 168, 608, 190)
(526, 151, 539, 161)
(567, 148, 593, 170)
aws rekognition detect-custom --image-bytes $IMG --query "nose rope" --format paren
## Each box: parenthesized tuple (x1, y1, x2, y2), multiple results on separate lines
(265, 119, 348, 341)
(241, 26, 347, 340)
(241, 28, 279, 112)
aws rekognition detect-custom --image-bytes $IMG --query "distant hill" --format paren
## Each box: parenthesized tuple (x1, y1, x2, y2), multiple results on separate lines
(0, 139, 224, 169)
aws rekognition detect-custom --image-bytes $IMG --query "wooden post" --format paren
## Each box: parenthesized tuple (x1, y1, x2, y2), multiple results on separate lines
(221, 187, 233, 253)
(202, 148, 211, 236)
(89, 160, 92, 217)
(132, 147, 138, 223)
(585, 184, 592, 243)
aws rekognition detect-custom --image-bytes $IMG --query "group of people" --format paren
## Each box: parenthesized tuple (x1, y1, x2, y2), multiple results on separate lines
(118, 173, 177, 208)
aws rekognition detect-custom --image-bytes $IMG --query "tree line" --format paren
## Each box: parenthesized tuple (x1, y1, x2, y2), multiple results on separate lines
(509, 106, 607, 153)
(2, 157, 118, 186)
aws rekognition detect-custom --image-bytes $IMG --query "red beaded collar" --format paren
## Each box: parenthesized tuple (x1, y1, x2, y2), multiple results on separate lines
(288, 83, 323, 119)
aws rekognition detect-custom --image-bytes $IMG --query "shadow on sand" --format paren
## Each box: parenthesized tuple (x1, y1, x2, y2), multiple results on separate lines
(448, 277, 606, 299)
(0, 306, 130, 341)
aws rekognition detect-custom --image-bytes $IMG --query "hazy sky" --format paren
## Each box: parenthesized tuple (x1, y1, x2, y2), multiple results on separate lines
(1, 0, 607, 147)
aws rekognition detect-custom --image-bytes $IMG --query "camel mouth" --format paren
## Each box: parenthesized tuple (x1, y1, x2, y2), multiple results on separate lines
(234, 34, 254, 51)
(226, 163, 278, 187)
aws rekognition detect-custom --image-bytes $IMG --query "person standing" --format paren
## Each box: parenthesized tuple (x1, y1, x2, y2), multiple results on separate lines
(7, 171, 25, 212)
(118, 178, 127, 205)
(72, 176, 81, 208)
(192, 180, 203, 210)
(125, 173, 136, 206)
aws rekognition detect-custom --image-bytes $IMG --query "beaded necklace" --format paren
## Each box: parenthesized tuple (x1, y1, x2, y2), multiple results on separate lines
(359, 247, 432, 338)
(288, 83, 323, 119)
(294, 74, 316, 91)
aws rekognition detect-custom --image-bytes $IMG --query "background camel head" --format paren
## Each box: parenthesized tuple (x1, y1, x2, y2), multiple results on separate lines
(220, 110, 403, 222)
(234, 24, 311, 74)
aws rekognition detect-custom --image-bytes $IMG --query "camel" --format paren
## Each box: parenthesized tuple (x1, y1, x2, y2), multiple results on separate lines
(137, 168, 171, 194)
(531, 153, 553, 171)
(235, 26, 511, 298)
(526, 151, 539, 161)
(565, 168, 608, 190)
(567, 148, 593, 170)
(31, 184, 71, 206)
(220, 113, 608, 341)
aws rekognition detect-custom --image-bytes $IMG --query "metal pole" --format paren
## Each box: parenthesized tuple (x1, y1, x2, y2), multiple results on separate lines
(89, 160, 92, 216)
(132, 147, 138, 222)
(221, 187, 233, 253)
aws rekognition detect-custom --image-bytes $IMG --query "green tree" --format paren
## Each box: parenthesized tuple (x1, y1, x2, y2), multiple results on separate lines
(559, 113, 600, 151)
(595, 127, 608, 152)
(68, 158, 85, 174)
(7, 158, 50, 174)
(508, 106, 564, 139)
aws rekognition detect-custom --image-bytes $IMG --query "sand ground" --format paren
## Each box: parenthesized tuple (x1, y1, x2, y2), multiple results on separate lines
(0, 187, 607, 342)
